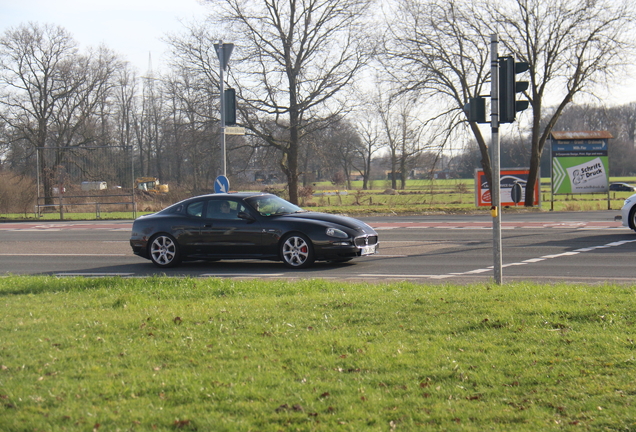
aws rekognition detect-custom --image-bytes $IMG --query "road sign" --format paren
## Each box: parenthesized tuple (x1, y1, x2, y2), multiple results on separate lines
(214, 42, 234, 71)
(214, 175, 230, 193)
(225, 126, 245, 135)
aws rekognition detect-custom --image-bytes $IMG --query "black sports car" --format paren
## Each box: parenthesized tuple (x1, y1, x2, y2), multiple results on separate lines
(130, 193, 379, 269)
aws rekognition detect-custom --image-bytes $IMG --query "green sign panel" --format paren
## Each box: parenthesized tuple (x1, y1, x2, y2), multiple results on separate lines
(551, 139, 609, 194)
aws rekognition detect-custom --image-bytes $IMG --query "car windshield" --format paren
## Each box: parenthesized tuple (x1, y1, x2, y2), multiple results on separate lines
(245, 195, 305, 216)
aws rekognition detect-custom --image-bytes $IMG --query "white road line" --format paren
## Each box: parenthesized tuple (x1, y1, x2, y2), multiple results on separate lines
(359, 274, 442, 278)
(201, 273, 285, 277)
(55, 273, 135, 277)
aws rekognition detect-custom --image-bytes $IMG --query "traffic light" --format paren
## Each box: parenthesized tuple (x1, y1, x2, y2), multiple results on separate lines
(224, 88, 236, 125)
(463, 96, 486, 123)
(499, 56, 529, 123)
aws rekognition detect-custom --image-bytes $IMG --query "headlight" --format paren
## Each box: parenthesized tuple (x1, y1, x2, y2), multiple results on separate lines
(326, 227, 348, 238)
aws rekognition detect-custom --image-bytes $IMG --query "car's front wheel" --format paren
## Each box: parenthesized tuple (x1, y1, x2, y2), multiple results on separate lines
(630, 207, 636, 231)
(280, 233, 315, 269)
(149, 234, 181, 268)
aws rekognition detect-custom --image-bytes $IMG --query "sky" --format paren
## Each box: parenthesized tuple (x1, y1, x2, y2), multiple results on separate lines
(1, 0, 209, 73)
(2, 0, 636, 105)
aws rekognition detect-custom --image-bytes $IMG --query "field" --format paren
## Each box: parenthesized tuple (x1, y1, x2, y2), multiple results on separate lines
(3, 178, 636, 220)
(1, 277, 636, 431)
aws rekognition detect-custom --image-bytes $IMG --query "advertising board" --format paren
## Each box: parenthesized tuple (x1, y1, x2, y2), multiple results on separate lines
(475, 169, 539, 207)
(550, 132, 611, 194)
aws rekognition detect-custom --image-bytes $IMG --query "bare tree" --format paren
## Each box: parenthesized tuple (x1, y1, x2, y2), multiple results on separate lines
(384, 0, 493, 187)
(203, 0, 374, 203)
(352, 110, 383, 190)
(491, 0, 636, 206)
(386, 0, 636, 205)
(0, 24, 79, 202)
(313, 117, 362, 190)
(0, 23, 121, 203)
(373, 88, 431, 189)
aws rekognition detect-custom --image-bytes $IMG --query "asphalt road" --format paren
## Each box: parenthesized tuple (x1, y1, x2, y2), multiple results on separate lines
(0, 210, 634, 284)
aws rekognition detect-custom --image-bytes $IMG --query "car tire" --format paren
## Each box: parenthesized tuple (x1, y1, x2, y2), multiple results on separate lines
(149, 234, 182, 268)
(630, 207, 636, 231)
(280, 233, 315, 269)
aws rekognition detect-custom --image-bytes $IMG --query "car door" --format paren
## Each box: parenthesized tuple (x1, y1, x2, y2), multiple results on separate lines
(171, 199, 207, 256)
(198, 199, 263, 256)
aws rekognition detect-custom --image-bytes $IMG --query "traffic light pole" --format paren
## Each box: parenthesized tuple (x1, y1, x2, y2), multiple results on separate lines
(219, 49, 226, 177)
(491, 34, 503, 284)
(215, 41, 234, 177)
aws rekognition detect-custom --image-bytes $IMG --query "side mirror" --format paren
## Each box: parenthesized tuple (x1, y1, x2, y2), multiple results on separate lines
(238, 211, 255, 221)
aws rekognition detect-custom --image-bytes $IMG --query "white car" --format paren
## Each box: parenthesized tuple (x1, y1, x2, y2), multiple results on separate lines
(621, 193, 636, 231)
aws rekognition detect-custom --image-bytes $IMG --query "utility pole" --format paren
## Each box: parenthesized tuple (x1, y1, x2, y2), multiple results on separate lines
(491, 34, 502, 284)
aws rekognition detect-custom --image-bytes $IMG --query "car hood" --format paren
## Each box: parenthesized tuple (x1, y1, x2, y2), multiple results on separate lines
(281, 212, 375, 233)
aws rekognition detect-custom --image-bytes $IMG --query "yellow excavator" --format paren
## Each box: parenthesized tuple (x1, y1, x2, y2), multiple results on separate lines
(135, 177, 169, 194)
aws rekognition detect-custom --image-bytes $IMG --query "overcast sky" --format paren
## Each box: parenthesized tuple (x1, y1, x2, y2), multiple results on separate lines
(1, 0, 209, 73)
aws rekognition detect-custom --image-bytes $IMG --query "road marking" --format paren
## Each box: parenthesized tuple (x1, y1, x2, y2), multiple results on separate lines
(56, 273, 135, 276)
(361, 238, 636, 280)
(0, 221, 625, 231)
(201, 273, 285, 277)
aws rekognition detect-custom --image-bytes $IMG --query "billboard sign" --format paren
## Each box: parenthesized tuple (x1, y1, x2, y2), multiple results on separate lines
(551, 133, 610, 194)
(475, 169, 540, 207)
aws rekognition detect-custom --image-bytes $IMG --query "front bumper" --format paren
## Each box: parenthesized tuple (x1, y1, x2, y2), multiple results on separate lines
(315, 233, 379, 260)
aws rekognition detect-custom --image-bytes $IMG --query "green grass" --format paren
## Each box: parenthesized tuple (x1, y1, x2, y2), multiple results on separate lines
(1, 277, 635, 430)
(0, 211, 139, 221)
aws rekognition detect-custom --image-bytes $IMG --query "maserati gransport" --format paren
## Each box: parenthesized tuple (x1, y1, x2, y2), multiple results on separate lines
(130, 193, 379, 269)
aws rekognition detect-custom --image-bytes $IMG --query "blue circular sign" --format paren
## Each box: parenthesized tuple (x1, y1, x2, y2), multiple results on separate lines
(214, 175, 230, 193)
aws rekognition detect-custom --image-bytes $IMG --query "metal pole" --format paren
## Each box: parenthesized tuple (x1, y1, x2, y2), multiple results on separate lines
(130, 144, 136, 219)
(491, 34, 503, 284)
(550, 137, 554, 211)
(218, 41, 227, 177)
(36, 148, 41, 217)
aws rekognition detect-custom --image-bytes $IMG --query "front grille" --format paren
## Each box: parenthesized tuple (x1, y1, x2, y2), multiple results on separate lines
(354, 235, 378, 247)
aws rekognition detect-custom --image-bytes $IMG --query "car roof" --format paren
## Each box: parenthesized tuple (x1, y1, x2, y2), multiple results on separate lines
(188, 192, 270, 200)
(161, 192, 271, 211)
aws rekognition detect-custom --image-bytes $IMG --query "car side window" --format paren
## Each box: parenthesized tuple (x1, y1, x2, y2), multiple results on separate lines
(206, 200, 241, 220)
(186, 201, 205, 218)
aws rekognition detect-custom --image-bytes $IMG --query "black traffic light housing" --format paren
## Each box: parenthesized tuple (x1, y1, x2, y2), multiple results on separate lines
(499, 56, 529, 123)
(463, 97, 487, 123)
(224, 88, 236, 125)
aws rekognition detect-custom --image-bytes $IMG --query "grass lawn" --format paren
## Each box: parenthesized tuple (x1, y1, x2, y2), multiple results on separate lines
(1, 277, 635, 431)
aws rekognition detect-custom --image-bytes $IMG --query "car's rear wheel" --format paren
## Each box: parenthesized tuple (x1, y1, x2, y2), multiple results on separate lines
(149, 234, 181, 268)
(280, 233, 315, 269)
